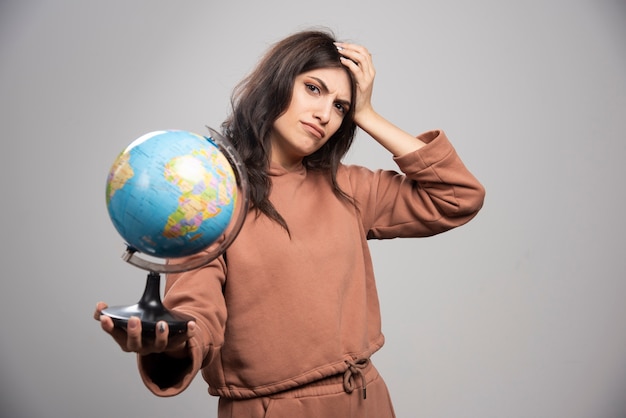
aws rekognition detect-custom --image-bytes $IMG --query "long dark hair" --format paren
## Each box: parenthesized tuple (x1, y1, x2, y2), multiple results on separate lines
(222, 29, 358, 232)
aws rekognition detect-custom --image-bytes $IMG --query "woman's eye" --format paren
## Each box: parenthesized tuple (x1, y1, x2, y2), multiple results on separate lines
(335, 103, 346, 114)
(305, 83, 320, 94)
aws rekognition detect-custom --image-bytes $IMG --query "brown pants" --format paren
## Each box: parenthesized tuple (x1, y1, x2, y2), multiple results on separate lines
(218, 362, 396, 418)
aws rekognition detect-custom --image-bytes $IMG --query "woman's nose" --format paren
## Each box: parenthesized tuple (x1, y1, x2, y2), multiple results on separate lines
(313, 100, 333, 124)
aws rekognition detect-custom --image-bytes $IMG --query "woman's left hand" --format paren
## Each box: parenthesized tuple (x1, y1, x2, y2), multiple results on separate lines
(335, 42, 376, 125)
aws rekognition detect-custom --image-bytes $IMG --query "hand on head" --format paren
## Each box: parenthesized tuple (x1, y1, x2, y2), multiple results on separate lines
(335, 42, 376, 123)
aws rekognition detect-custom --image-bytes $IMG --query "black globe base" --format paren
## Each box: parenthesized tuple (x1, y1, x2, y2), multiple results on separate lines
(101, 271, 193, 338)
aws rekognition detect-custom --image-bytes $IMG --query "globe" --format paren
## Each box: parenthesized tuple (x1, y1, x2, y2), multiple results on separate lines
(105, 130, 238, 259)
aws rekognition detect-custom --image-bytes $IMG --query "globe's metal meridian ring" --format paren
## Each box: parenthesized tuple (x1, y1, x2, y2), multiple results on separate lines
(122, 127, 249, 274)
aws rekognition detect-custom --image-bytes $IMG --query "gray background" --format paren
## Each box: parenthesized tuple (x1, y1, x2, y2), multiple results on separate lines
(1, 0, 625, 417)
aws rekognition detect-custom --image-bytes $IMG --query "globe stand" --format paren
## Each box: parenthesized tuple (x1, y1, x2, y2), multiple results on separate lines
(101, 271, 193, 338)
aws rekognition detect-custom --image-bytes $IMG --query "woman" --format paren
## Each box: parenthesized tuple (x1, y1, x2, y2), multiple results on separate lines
(95, 29, 485, 417)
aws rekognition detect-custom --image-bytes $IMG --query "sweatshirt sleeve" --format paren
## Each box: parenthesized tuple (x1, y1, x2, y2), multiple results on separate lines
(349, 130, 485, 239)
(136, 253, 228, 397)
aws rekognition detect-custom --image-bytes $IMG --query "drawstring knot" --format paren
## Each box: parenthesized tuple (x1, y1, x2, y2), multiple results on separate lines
(343, 358, 370, 399)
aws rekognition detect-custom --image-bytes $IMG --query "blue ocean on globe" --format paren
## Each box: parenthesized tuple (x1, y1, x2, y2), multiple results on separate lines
(105, 130, 237, 258)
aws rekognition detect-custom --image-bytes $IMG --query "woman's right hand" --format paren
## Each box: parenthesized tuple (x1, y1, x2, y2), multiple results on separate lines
(94, 301, 195, 357)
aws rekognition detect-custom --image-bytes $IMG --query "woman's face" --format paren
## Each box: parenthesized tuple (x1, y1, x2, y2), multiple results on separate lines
(269, 67, 352, 170)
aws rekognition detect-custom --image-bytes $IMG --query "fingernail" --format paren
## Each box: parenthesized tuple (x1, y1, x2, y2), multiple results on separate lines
(128, 318, 138, 329)
(159, 322, 165, 333)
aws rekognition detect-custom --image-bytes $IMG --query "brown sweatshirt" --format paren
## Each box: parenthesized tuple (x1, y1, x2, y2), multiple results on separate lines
(138, 130, 485, 399)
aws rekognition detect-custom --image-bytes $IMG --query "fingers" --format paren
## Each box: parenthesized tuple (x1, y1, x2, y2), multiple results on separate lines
(187, 320, 196, 335)
(335, 42, 372, 61)
(95, 302, 125, 345)
(335, 42, 375, 77)
(152, 321, 170, 352)
(97, 313, 144, 353)
(94, 301, 108, 321)
(125, 316, 144, 352)
(116, 317, 164, 353)
(100, 314, 115, 333)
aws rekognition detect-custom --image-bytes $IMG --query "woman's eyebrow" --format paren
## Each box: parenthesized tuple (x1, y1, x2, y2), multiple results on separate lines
(310, 76, 330, 93)
(310, 76, 352, 108)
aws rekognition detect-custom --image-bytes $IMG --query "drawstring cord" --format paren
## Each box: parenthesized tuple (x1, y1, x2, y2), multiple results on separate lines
(343, 358, 370, 399)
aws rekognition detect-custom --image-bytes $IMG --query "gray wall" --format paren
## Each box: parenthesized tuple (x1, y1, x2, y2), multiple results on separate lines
(1, 0, 625, 417)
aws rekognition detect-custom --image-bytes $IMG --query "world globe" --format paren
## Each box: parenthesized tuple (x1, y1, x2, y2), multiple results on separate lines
(106, 130, 238, 259)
